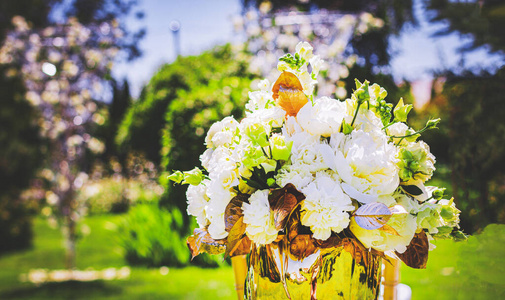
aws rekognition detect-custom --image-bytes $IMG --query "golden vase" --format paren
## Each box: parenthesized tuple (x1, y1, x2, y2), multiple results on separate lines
(244, 242, 382, 300)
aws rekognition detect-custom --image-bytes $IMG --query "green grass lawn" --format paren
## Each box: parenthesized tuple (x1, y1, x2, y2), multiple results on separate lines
(0, 215, 504, 299)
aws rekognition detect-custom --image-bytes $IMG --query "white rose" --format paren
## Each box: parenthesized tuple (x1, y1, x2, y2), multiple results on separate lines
(205, 179, 236, 240)
(275, 164, 313, 191)
(243, 190, 278, 245)
(300, 173, 354, 240)
(200, 148, 214, 171)
(206, 147, 240, 188)
(297, 97, 347, 137)
(186, 182, 209, 227)
(288, 134, 328, 173)
(205, 116, 239, 148)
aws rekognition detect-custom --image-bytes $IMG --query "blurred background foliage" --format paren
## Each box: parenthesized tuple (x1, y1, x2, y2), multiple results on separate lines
(0, 0, 504, 298)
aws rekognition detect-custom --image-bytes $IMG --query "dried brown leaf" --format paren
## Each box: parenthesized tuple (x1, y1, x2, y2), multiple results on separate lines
(224, 193, 249, 232)
(272, 193, 298, 230)
(314, 235, 343, 249)
(187, 227, 226, 259)
(229, 236, 252, 257)
(225, 216, 247, 258)
(395, 230, 429, 269)
(289, 234, 317, 260)
(272, 72, 308, 117)
(269, 184, 305, 231)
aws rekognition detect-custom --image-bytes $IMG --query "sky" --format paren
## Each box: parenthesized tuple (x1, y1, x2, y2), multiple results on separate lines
(114, 0, 504, 99)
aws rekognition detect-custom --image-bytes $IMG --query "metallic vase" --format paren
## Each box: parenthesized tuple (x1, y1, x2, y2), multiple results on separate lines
(245, 242, 382, 300)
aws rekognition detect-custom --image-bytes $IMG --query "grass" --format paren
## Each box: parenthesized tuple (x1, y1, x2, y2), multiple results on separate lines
(0, 215, 236, 300)
(0, 215, 504, 299)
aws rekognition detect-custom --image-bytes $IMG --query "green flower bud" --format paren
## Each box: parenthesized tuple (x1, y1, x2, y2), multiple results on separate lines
(167, 170, 184, 184)
(261, 159, 277, 174)
(341, 119, 353, 135)
(245, 123, 269, 147)
(426, 118, 440, 130)
(243, 147, 267, 169)
(393, 98, 413, 123)
(270, 135, 292, 161)
(432, 188, 446, 200)
(183, 167, 204, 185)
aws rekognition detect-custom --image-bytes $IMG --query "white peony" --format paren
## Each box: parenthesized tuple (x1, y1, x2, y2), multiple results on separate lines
(206, 147, 239, 189)
(324, 129, 399, 203)
(288, 133, 328, 173)
(199, 148, 214, 171)
(205, 116, 239, 148)
(350, 205, 417, 253)
(186, 182, 209, 227)
(242, 190, 278, 245)
(300, 173, 354, 240)
(205, 179, 236, 240)
(297, 97, 347, 137)
(275, 164, 314, 191)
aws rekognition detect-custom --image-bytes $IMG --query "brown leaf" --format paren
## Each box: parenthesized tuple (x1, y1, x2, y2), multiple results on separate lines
(224, 193, 249, 232)
(378, 224, 400, 236)
(187, 227, 226, 259)
(395, 230, 429, 269)
(286, 206, 301, 242)
(269, 184, 305, 231)
(225, 216, 247, 258)
(229, 236, 252, 257)
(272, 71, 308, 117)
(272, 193, 298, 230)
(289, 234, 317, 260)
(314, 235, 343, 249)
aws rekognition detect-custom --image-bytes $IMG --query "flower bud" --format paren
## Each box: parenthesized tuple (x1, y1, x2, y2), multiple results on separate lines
(245, 123, 269, 147)
(431, 188, 445, 200)
(260, 159, 277, 174)
(270, 135, 292, 161)
(393, 98, 412, 123)
(183, 167, 204, 185)
(426, 118, 440, 130)
(167, 170, 184, 184)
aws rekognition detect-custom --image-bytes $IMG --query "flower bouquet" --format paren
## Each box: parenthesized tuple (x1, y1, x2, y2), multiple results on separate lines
(168, 42, 465, 299)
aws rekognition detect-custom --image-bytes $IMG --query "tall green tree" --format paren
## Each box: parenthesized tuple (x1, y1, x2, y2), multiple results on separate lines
(421, 0, 505, 231)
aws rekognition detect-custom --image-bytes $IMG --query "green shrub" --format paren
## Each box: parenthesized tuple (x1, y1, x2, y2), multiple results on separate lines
(78, 178, 162, 215)
(116, 204, 226, 268)
(116, 204, 188, 267)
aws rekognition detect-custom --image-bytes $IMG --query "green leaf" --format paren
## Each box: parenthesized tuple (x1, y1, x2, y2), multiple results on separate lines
(402, 184, 424, 196)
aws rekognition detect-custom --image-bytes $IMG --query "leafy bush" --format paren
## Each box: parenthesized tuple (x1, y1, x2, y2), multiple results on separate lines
(116, 204, 225, 267)
(159, 45, 256, 220)
(78, 178, 162, 215)
(116, 204, 188, 267)
(116, 44, 255, 166)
